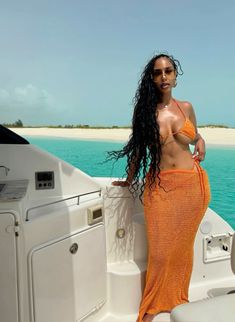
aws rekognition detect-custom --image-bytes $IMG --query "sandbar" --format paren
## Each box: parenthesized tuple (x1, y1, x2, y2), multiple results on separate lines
(10, 127, 235, 146)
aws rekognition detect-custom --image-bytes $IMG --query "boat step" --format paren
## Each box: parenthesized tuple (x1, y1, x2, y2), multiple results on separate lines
(107, 261, 146, 315)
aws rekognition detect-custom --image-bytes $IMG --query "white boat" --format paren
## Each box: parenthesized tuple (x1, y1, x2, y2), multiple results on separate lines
(0, 125, 234, 322)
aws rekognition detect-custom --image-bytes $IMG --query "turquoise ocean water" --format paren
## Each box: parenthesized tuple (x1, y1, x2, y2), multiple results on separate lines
(27, 136, 235, 230)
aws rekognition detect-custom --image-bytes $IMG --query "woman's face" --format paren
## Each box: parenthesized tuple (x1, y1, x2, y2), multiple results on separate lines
(152, 57, 176, 92)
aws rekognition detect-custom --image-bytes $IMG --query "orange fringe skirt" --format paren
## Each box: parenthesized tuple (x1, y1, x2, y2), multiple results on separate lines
(137, 162, 210, 321)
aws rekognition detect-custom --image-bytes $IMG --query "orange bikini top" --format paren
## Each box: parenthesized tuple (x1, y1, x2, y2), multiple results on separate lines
(161, 99, 196, 142)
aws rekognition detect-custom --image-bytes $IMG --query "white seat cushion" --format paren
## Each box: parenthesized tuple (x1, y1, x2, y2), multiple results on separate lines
(170, 294, 235, 322)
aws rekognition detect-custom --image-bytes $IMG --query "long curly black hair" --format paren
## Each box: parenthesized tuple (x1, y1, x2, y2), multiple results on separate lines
(107, 53, 183, 198)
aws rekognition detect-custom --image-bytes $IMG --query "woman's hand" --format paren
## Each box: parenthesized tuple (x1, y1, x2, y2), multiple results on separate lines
(193, 134, 206, 161)
(112, 180, 130, 187)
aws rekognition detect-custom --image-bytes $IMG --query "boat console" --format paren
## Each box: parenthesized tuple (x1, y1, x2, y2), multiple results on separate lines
(0, 127, 106, 322)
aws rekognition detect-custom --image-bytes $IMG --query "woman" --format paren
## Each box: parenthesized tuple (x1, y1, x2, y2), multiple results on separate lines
(110, 53, 211, 322)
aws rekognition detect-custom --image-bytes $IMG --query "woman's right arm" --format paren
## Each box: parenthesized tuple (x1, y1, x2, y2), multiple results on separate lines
(112, 161, 136, 187)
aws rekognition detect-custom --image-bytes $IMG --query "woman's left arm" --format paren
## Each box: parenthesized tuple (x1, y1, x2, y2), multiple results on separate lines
(192, 132, 206, 161)
(187, 102, 206, 161)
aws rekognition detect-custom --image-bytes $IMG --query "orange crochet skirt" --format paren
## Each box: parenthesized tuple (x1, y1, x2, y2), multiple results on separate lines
(137, 162, 210, 321)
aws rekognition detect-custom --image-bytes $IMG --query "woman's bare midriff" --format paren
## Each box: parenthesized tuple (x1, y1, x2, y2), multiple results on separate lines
(159, 139, 194, 171)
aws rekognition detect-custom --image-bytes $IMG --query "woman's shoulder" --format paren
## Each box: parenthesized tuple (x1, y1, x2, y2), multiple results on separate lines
(174, 99, 194, 113)
(175, 99, 193, 108)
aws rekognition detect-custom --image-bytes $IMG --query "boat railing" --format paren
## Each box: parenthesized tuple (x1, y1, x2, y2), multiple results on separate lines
(25, 189, 101, 221)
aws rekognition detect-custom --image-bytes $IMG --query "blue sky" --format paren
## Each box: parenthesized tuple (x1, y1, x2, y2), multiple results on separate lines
(1, 0, 235, 127)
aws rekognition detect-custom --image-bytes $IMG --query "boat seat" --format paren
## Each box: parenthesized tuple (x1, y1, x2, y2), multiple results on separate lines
(170, 234, 235, 322)
(170, 294, 235, 322)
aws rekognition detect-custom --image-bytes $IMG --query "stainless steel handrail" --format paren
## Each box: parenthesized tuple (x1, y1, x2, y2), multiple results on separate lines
(25, 189, 101, 221)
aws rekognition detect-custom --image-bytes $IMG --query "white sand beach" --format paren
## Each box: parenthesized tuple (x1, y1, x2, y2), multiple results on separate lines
(10, 127, 235, 146)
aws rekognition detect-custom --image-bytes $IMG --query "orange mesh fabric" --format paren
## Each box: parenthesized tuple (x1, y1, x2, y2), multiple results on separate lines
(137, 163, 210, 321)
(177, 118, 196, 140)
